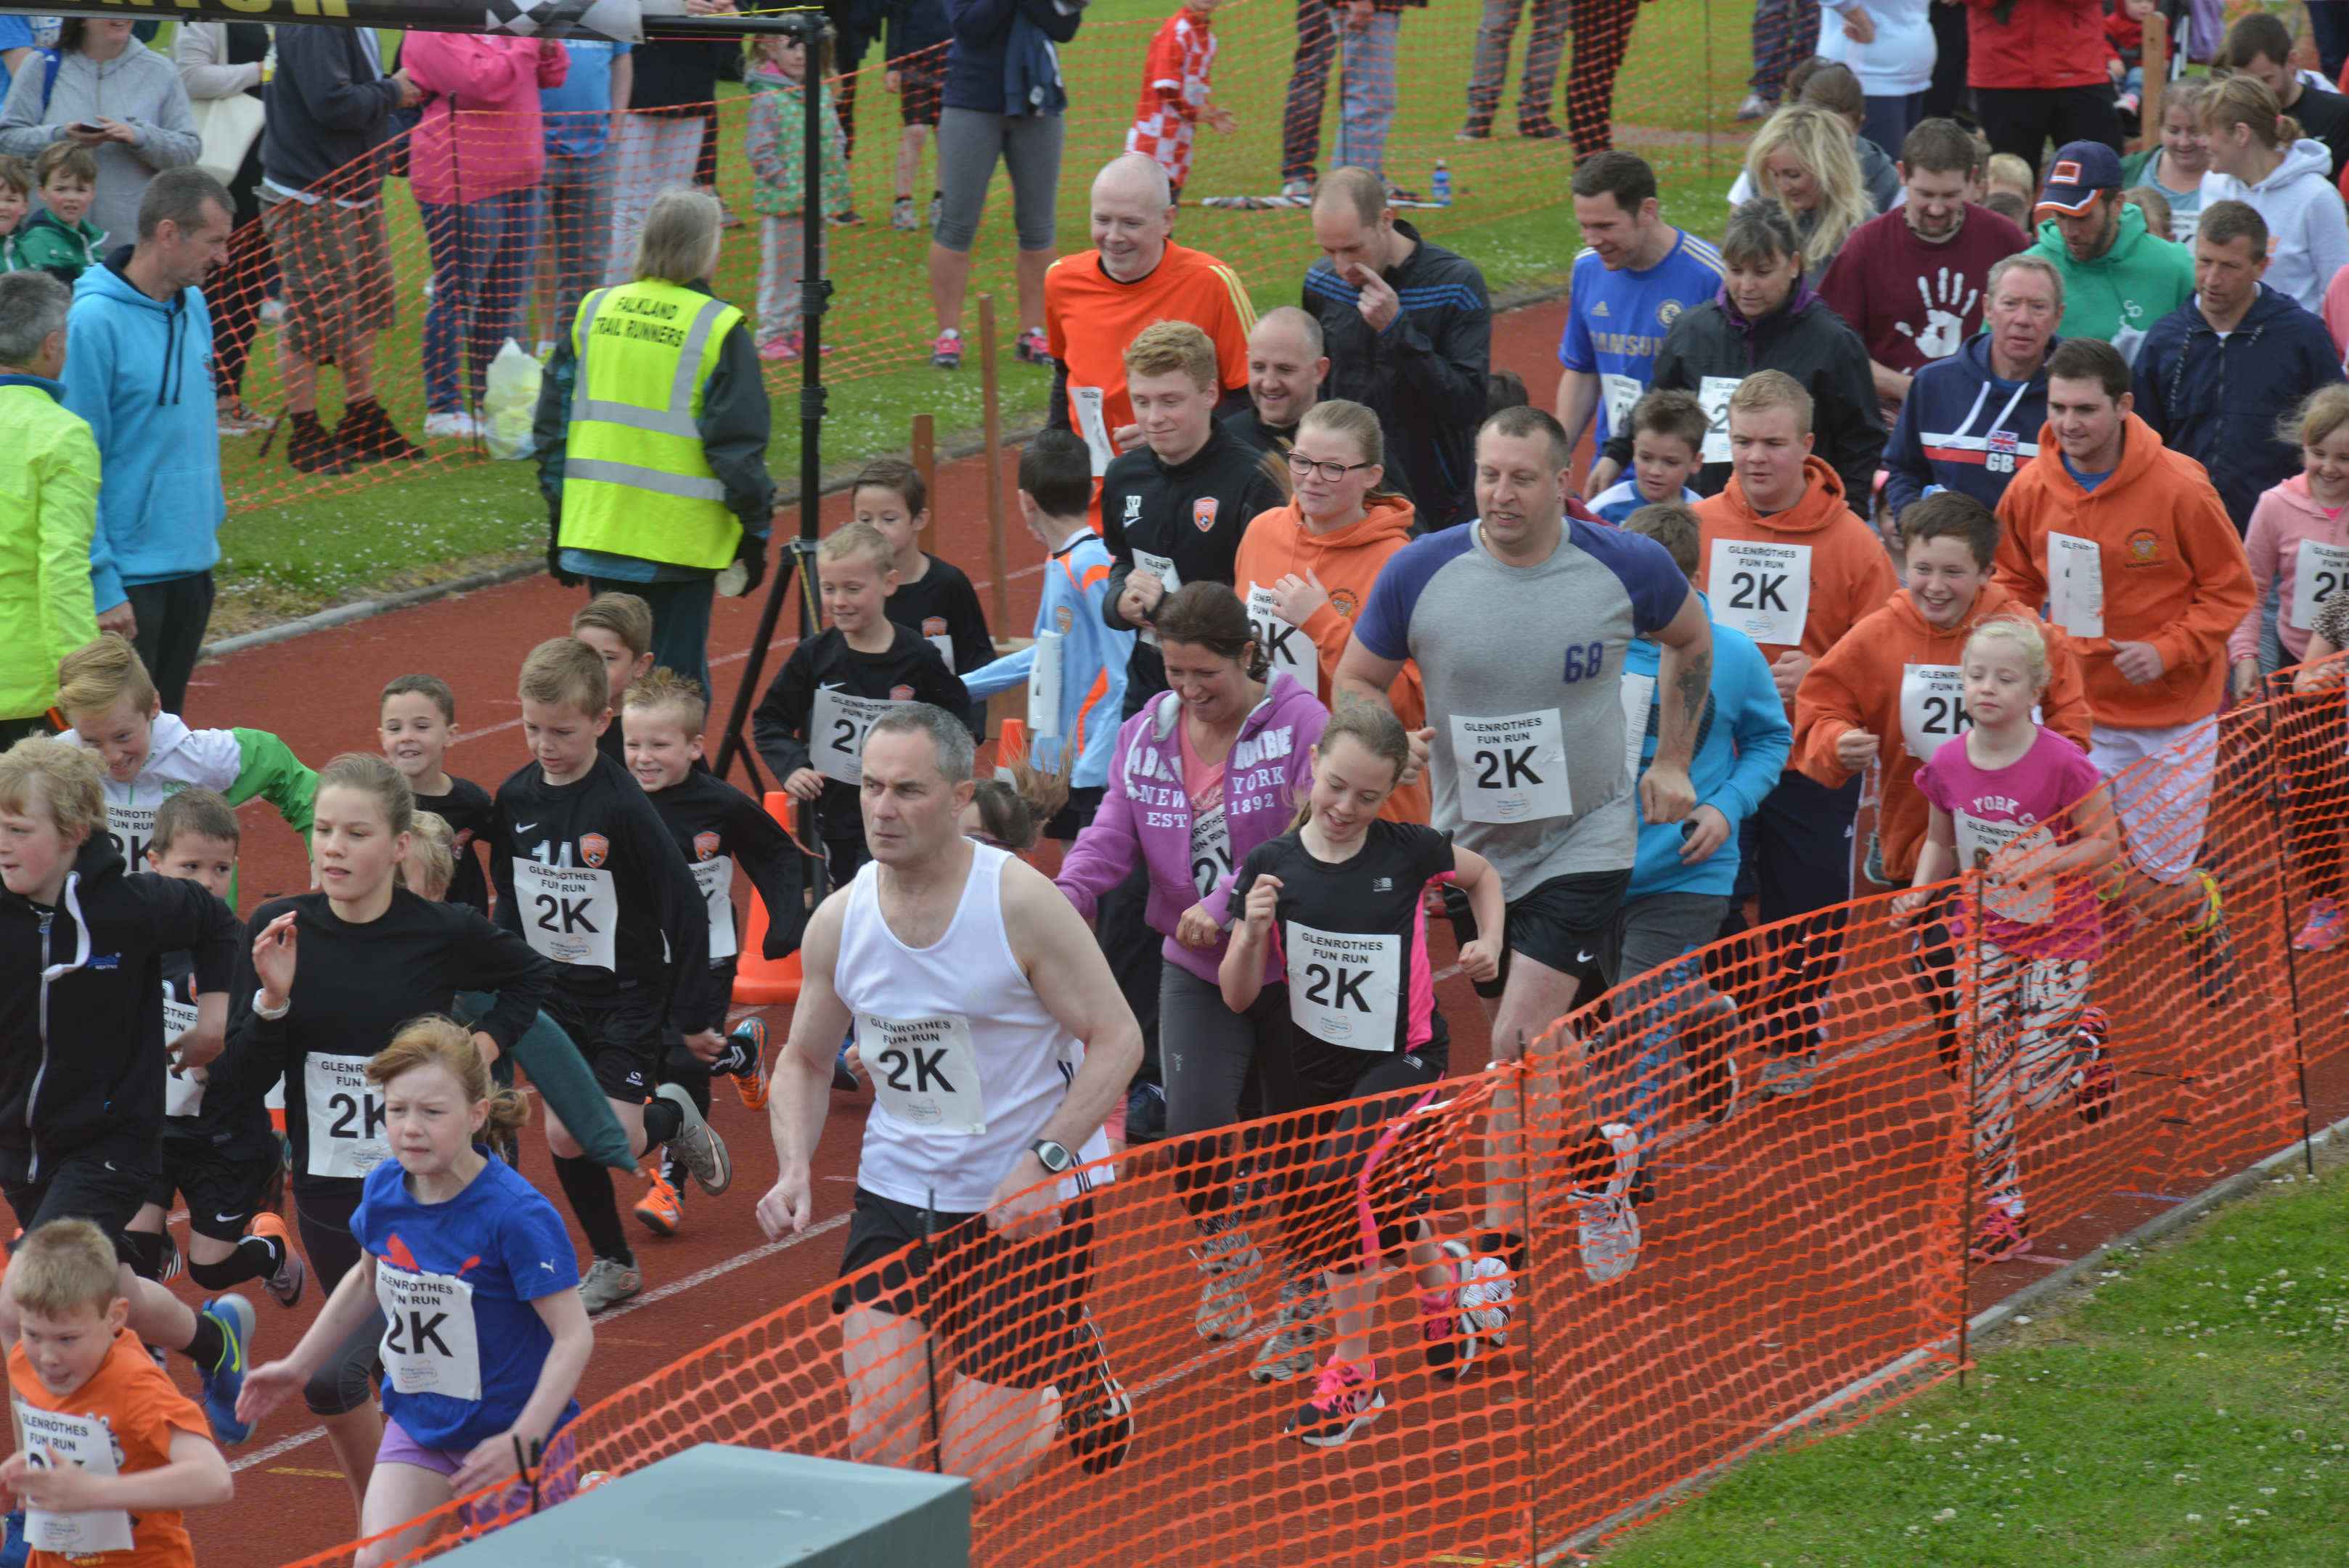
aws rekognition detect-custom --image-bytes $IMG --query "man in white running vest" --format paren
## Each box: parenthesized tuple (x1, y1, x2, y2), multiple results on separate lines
(756, 705, 1143, 1495)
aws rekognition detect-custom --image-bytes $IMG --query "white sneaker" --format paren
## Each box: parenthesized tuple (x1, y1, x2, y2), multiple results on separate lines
(1429, 1238, 1513, 1374)
(423, 411, 481, 440)
(1575, 1123, 1643, 1284)
(1190, 1225, 1262, 1340)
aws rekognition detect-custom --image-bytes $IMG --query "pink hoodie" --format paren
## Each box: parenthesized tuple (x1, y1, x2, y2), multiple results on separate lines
(2234, 472, 2349, 665)
(401, 33, 567, 205)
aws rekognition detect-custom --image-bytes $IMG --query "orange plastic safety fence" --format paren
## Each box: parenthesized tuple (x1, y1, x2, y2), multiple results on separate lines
(214, 0, 1734, 514)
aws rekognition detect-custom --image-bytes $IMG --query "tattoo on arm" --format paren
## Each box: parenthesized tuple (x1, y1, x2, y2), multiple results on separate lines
(1334, 685, 1392, 716)
(1669, 652, 1710, 754)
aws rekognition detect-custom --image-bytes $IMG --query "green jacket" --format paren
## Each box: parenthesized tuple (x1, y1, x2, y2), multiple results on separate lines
(0, 375, 99, 721)
(2025, 202, 2197, 361)
(14, 210, 108, 281)
(744, 69, 850, 221)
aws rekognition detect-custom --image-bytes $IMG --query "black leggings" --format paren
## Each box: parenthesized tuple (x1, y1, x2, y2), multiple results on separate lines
(295, 1186, 384, 1417)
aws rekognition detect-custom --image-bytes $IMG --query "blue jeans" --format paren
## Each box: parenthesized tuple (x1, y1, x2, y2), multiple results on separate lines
(1335, 9, 1400, 178)
(421, 188, 540, 415)
(537, 147, 612, 343)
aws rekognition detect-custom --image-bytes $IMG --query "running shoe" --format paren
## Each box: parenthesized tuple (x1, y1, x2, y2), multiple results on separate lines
(422, 410, 482, 441)
(1418, 1286, 1458, 1375)
(1518, 121, 1566, 140)
(1454, 120, 1492, 142)
(889, 195, 918, 232)
(1014, 326, 1052, 365)
(578, 1256, 643, 1315)
(1285, 1355, 1383, 1447)
(928, 191, 943, 231)
(1249, 1276, 1328, 1384)
(1684, 992, 1743, 1124)
(930, 329, 963, 369)
(1060, 1305, 1135, 1474)
(634, 1171, 684, 1237)
(216, 399, 273, 438)
(656, 1082, 732, 1196)
(2180, 870, 2239, 1008)
(248, 1212, 306, 1310)
(2295, 894, 2346, 952)
(2070, 1007, 2115, 1125)
(196, 1295, 256, 1447)
(1971, 1204, 2031, 1263)
(160, 1230, 183, 1283)
(1575, 1123, 1643, 1285)
(760, 331, 804, 363)
(1278, 177, 1314, 200)
(1190, 1224, 1262, 1341)
(725, 1017, 770, 1111)
(1734, 92, 1773, 122)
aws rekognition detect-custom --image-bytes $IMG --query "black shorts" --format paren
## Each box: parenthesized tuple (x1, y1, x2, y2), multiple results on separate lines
(4, 1153, 158, 1270)
(1449, 867, 1633, 1000)
(897, 66, 941, 127)
(544, 988, 663, 1102)
(831, 1186, 1094, 1391)
(152, 1142, 282, 1244)
(1270, 1053, 1450, 1276)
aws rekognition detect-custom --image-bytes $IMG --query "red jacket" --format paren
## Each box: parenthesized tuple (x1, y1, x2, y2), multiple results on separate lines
(1964, 0, 2110, 90)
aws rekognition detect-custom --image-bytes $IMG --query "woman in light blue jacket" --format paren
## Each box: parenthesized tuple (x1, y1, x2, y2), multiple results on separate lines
(0, 17, 197, 253)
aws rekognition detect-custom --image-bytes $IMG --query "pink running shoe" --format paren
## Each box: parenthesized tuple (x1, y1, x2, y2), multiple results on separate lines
(1285, 1355, 1384, 1447)
(2295, 895, 2345, 952)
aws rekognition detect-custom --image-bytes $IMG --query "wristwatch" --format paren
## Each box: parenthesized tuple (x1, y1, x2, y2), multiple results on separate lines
(1028, 1138, 1074, 1175)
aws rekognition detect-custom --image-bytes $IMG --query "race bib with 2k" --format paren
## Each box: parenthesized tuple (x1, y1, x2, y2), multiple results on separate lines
(2046, 531, 2104, 639)
(1189, 802, 1233, 899)
(1697, 375, 1739, 464)
(2292, 540, 2349, 631)
(304, 1055, 391, 1178)
(1900, 663, 1969, 763)
(1708, 538, 1812, 648)
(1450, 710, 1572, 824)
(809, 687, 904, 786)
(1243, 581, 1312, 680)
(377, 1266, 482, 1401)
(162, 985, 205, 1118)
(1132, 550, 1180, 648)
(16, 1405, 131, 1556)
(691, 856, 737, 961)
(858, 1012, 986, 1135)
(512, 859, 617, 970)
(1283, 923, 1400, 1050)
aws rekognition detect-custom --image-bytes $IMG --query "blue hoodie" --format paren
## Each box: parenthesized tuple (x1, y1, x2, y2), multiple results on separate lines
(1882, 330, 2060, 520)
(1622, 594, 1790, 902)
(961, 523, 1134, 790)
(2132, 282, 2346, 534)
(62, 248, 222, 613)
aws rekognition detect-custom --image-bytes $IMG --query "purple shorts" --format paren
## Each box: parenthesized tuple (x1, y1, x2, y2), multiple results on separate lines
(377, 1416, 582, 1522)
(378, 1416, 471, 1477)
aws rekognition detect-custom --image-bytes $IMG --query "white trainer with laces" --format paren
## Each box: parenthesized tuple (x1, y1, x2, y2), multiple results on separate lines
(1190, 1225, 1262, 1340)
(1576, 1122, 1643, 1284)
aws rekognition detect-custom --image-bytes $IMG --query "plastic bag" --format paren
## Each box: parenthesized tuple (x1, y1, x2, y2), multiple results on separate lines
(483, 338, 542, 461)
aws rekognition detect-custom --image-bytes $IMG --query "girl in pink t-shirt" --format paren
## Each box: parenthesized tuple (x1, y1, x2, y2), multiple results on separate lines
(1895, 618, 2119, 1262)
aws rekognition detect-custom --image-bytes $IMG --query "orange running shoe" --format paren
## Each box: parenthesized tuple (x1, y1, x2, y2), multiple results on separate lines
(247, 1212, 307, 1309)
(725, 1018, 770, 1113)
(634, 1172, 684, 1237)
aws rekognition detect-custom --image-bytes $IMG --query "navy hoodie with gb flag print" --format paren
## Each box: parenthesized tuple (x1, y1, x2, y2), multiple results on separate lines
(0, 833, 237, 1183)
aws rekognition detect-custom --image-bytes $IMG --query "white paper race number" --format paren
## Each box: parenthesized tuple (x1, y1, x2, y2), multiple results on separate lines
(1244, 581, 1312, 679)
(1618, 671, 1656, 782)
(1697, 375, 1739, 464)
(377, 1267, 483, 1401)
(1028, 629, 1064, 738)
(162, 985, 205, 1118)
(2292, 540, 2349, 631)
(105, 799, 160, 870)
(303, 1055, 391, 1178)
(1070, 385, 1116, 475)
(1283, 923, 1400, 1051)
(691, 855, 737, 961)
(1900, 663, 1969, 762)
(1132, 550, 1180, 648)
(1956, 811, 2059, 925)
(1708, 539, 1812, 648)
(513, 859, 617, 970)
(1451, 710, 1572, 824)
(1601, 372, 1644, 441)
(2047, 531, 2104, 640)
(809, 687, 902, 786)
(1189, 801, 1233, 899)
(858, 1012, 986, 1135)
(17, 1405, 132, 1556)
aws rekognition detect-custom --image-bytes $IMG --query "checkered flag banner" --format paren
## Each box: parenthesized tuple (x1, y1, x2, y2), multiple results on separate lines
(0, 0, 655, 42)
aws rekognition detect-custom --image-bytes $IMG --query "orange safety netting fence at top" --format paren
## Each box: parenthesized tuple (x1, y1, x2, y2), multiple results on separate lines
(205, 0, 1736, 512)
(268, 655, 2349, 1568)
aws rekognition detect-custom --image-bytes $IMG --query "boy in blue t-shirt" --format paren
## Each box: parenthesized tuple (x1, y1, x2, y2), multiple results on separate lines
(1588, 389, 1707, 523)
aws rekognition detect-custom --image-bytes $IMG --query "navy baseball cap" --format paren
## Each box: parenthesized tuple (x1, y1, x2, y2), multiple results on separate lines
(2036, 142, 2123, 215)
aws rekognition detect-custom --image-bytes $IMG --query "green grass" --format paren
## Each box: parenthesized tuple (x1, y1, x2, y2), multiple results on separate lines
(1597, 1160, 2349, 1567)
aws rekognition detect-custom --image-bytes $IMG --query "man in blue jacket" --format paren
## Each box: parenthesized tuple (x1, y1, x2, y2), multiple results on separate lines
(1882, 253, 2064, 525)
(62, 167, 233, 716)
(2133, 200, 2345, 535)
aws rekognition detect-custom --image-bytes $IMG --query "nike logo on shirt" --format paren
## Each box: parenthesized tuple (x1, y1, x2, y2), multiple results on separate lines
(515, 823, 538, 834)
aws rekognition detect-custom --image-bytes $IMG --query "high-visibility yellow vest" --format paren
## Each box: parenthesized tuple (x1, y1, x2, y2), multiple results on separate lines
(556, 278, 745, 571)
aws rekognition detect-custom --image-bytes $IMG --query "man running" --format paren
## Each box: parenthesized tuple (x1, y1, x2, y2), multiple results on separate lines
(756, 705, 1142, 1496)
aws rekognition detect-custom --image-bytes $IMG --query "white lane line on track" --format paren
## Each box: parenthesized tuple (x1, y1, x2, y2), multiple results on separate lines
(228, 1212, 852, 1472)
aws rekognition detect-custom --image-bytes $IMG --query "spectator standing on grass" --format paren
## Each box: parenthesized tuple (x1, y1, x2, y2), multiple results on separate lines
(1457, 0, 1565, 144)
(536, 187, 777, 702)
(1561, 0, 1650, 160)
(2023, 142, 2194, 364)
(0, 18, 198, 260)
(402, 30, 565, 441)
(258, 23, 422, 477)
(1958, 0, 2123, 185)
(605, 1, 735, 285)
(1124, 0, 1236, 204)
(1223, 305, 1325, 455)
(0, 269, 97, 749)
(173, 21, 274, 445)
(1737, 0, 1821, 123)
(1276, 0, 1422, 198)
(2196, 76, 2349, 319)
(534, 28, 632, 352)
(1813, 0, 1935, 155)
(1304, 166, 1489, 530)
(62, 168, 232, 716)
(882, 0, 949, 232)
(924, 0, 1080, 371)
(746, 24, 851, 364)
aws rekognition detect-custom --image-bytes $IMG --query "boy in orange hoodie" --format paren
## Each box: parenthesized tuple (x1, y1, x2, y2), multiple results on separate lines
(1694, 369, 1900, 1090)
(1234, 397, 1430, 822)
(1993, 337, 2255, 979)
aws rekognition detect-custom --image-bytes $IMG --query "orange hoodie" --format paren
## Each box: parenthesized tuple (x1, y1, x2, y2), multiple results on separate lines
(1994, 412, 2255, 730)
(1794, 580, 2096, 882)
(1232, 493, 1429, 822)
(1694, 454, 1900, 711)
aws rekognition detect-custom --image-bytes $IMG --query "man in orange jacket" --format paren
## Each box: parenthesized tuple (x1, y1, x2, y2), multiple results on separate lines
(1993, 336, 2255, 987)
(1694, 369, 1899, 1091)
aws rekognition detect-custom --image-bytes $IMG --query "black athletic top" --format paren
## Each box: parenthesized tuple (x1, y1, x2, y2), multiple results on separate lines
(224, 889, 552, 1200)
(415, 775, 495, 914)
(160, 950, 274, 1159)
(886, 553, 994, 735)
(750, 624, 972, 843)
(644, 768, 809, 1034)
(1227, 820, 1455, 1099)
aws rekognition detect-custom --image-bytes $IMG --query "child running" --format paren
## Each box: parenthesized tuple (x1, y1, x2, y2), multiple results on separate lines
(745, 23, 849, 363)
(15, 145, 105, 283)
(621, 668, 806, 1236)
(54, 633, 316, 879)
(1588, 391, 1706, 524)
(1, 1220, 233, 1564)
(1214, 707, 1510, 1435)
(237, 1019, 593, 1568)
(571, 592, 655, 771)
(1895, 619, 2120, 1262)
(380, 674, 495, 913)
(1123, 0, 1236, 201)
